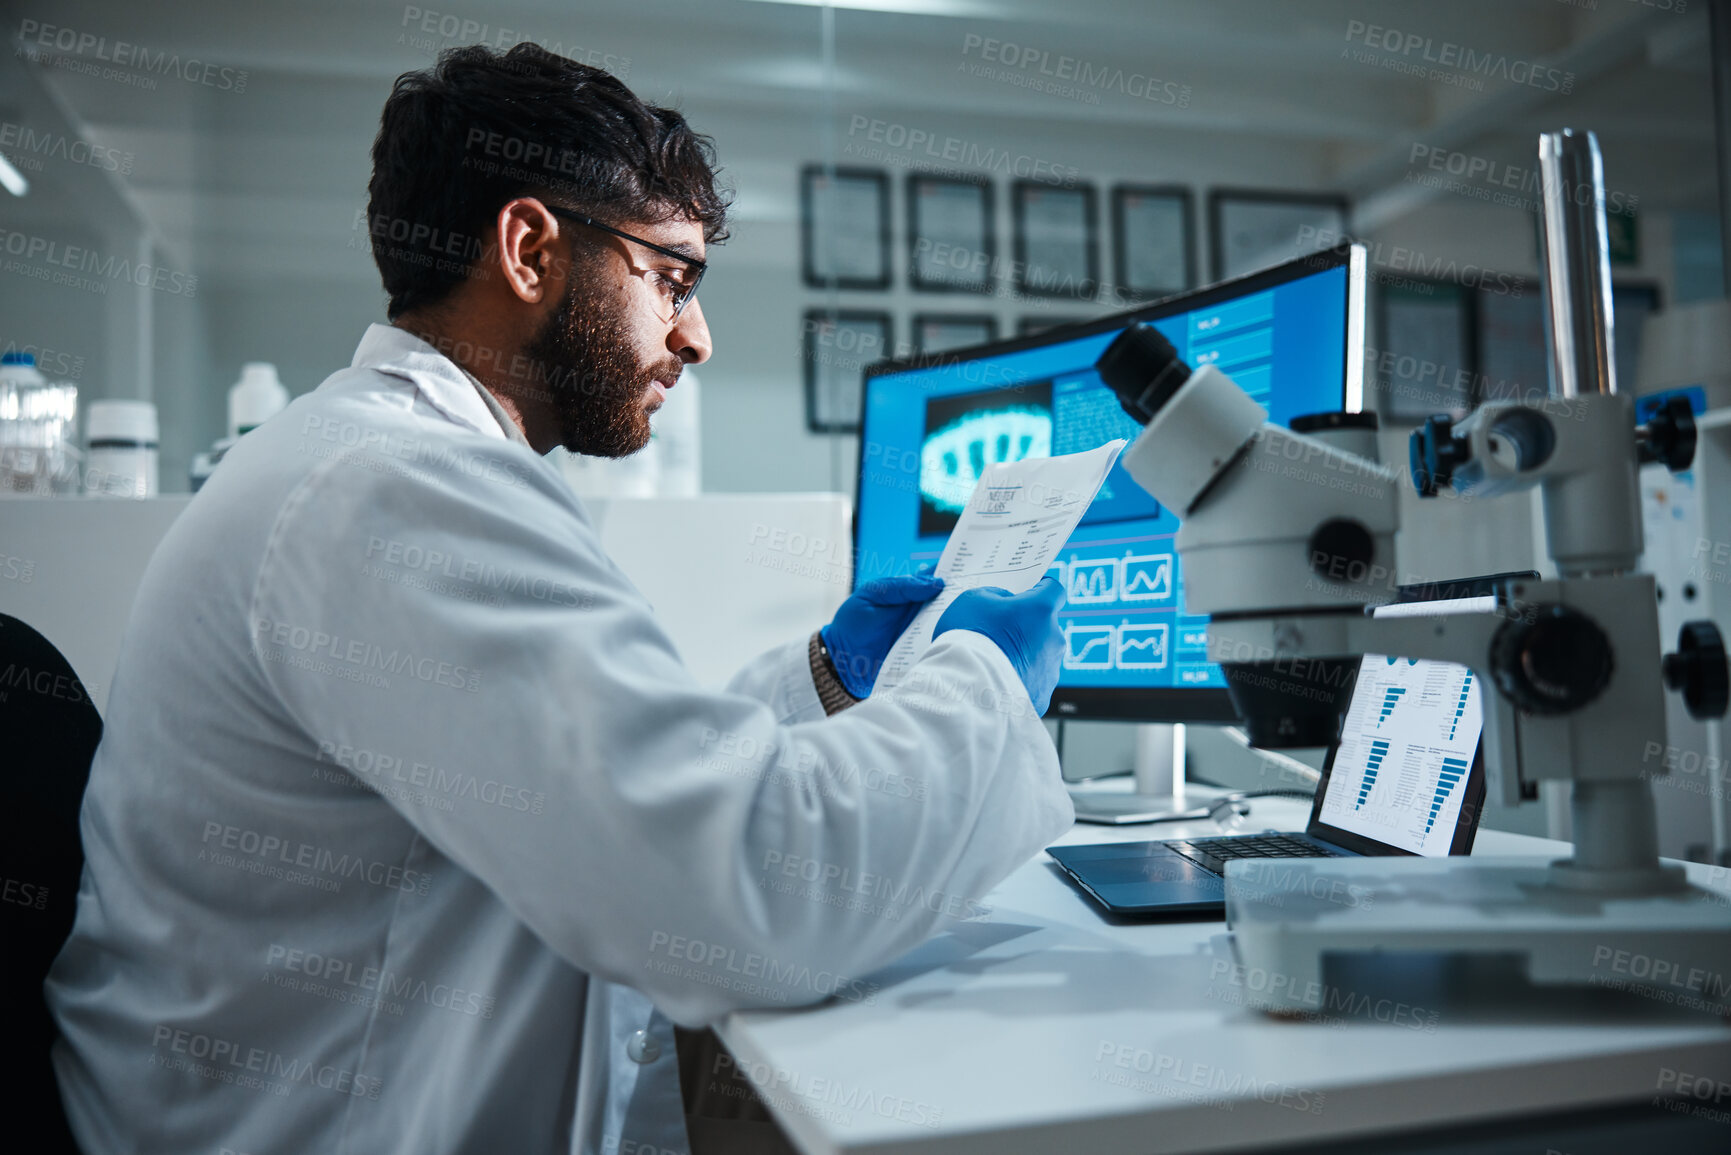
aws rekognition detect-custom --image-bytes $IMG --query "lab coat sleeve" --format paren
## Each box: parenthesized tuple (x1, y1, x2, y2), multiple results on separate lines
(250, 443, 1072, 1026)
(723, 639, 827, 725)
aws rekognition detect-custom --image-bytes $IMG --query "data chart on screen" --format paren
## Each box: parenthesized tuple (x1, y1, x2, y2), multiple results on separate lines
(1317, 605, 1487, 857)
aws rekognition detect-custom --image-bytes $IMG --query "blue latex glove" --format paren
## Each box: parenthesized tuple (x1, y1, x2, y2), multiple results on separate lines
(821, 571, 946, 697)
(932, 576, 1067, 714)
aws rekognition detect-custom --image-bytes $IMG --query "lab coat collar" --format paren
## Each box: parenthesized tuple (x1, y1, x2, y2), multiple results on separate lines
(351, 322, 523, 445)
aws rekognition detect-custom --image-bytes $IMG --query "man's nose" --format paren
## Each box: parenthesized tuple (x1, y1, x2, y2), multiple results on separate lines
(670, 298, 712, 365)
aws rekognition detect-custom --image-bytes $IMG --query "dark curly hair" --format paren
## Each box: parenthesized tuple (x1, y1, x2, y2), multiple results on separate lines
(366, 43, 729, 319)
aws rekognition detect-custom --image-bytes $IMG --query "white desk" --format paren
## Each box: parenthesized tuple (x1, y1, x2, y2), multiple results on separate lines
(717, 794, 1731, 1154)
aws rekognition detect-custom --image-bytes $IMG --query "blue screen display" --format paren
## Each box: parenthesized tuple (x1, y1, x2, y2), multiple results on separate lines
(857, 262, 1350, 693)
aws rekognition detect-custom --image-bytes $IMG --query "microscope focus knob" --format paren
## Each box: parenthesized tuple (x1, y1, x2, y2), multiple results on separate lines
(1663, 620, 1729, 720)
(1490, 605, 1614, 715)
(1409, 415, 1469, 498)
(1307, 518, 1376, 582)
(1637, 395, 1698, 473)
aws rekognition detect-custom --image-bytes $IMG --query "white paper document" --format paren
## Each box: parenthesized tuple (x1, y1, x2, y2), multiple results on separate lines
(874, 440, 1126, 691)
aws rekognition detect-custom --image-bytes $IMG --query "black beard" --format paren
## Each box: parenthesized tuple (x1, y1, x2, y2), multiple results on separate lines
(522, 277, 673, 458)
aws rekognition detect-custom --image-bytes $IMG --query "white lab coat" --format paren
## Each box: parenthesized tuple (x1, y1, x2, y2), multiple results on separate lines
(46, 324, 1072, 1155)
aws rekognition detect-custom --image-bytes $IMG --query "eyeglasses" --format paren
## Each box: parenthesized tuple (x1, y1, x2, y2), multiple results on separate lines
(546, 207, 706, 320)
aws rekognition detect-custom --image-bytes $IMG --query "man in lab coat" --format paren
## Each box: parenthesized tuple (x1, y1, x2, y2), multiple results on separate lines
(46, 43, 1072, 1155)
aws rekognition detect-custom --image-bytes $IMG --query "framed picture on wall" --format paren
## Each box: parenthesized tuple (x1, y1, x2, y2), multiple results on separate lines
(801, 166, 891, 290)
(1476, 289, 1548, 409)
(1476, 282, 1662, 408)
(802, 309, 891, 433)
(908, 175, 994, 293)
(1377, 279, 1477, 419)
(913, 313, 997, 355)
(1209, 189, 1348, 281)
(1112, 185, 1194, 300)
(1013, 181, 1098, 299)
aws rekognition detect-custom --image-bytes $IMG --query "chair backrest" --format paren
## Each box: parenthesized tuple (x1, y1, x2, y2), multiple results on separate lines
(1, 613, 101, 1153)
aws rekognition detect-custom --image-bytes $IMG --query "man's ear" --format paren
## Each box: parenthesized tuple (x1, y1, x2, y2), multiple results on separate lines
(493, 197, 564, 305)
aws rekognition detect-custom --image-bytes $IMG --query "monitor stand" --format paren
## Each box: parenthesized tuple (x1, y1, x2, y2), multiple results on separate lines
(1067, 724, 1214, 825)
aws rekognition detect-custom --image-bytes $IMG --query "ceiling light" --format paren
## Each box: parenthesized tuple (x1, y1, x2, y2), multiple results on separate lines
(0, 153, 28, 197)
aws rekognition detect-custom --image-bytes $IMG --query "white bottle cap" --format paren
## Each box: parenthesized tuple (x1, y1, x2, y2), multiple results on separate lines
(87, 399, 159, 447)
(230, 361, 289, 437)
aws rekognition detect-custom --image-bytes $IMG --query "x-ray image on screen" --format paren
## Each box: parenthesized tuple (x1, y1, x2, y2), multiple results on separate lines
(917, 381, 1053, 537)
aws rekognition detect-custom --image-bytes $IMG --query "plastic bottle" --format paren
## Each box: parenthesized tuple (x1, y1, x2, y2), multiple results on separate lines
(192, 362, 290, 491)
(85, 400, 159, 497)
(229, 361, 289, 437)
(0, 351, 81, 494)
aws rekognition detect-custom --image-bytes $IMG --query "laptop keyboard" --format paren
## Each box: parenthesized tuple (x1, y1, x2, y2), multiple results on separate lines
(1164, 834, 1346, 876)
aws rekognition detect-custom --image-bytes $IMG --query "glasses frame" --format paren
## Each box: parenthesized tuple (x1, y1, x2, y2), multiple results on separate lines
(546, 207, 706, 319)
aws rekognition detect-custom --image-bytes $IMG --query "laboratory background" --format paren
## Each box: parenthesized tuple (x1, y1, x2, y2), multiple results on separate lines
(5, 0, 1731, 1152)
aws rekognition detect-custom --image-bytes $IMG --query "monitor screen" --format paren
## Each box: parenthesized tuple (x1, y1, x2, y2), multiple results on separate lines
(857, 246, 1366, 721)
(1311, 595, 1491, 857)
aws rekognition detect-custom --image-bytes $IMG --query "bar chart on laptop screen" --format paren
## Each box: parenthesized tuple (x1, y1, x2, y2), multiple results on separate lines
(1320, 654, 1482, 856)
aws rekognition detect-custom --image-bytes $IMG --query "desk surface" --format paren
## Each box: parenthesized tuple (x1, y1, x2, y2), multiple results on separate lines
(718, 789, 1731, 1155)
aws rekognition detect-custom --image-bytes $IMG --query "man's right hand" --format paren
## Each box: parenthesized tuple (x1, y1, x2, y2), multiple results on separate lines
(932, 577, 1067, 714)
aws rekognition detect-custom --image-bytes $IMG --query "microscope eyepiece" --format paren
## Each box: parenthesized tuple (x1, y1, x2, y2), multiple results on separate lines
(1095, 323, 1193, 425)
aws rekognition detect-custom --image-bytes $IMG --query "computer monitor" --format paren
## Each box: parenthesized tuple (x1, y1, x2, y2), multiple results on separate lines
(856, 245, 1367, 721)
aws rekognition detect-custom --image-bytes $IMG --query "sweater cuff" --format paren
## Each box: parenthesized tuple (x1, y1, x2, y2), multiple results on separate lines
(808, 631, 861, 716)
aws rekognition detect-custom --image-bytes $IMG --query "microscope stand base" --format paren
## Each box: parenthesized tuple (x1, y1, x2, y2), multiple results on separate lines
(1223, 856, 1731, 1015)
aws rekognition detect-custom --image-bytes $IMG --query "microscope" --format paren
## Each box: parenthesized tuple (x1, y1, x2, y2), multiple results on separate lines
(1096, 129, 1731, 1014)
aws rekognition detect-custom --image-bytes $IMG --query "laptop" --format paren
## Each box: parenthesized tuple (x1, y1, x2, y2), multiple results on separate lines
(1047, 576, 1520, 916)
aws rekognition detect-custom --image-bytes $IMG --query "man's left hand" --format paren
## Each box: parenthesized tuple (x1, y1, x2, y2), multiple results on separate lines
(820, 571, 945, 698)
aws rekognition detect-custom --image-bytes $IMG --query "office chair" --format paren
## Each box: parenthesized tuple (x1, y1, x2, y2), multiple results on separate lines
(1, 613, 102, 1155)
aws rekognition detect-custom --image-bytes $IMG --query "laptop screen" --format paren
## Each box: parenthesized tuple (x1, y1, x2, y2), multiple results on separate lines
(1308, 594, 1493, 857)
